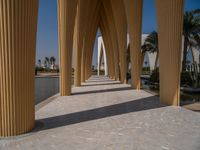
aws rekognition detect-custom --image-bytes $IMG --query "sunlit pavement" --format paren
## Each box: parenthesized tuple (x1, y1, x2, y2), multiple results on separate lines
(1, 76, 200, 150)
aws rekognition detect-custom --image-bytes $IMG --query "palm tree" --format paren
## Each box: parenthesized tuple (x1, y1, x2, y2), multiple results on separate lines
(50, 56, 56, 65)
(182, 9, 200, 72)
(141, 31, 159, 70)
(50, 56, 56, 69)
(38, 59, 41, 67)
(45, 57, 49, 68)
(44, 60, 47, 68)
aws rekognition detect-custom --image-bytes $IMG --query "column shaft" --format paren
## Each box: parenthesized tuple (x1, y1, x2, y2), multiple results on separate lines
(0, 0, 38, 136)
(84, 1, 100, 80)
(74, 0, 89, 86)
(156, 0, 184, 105)
(100, 11, 115, 79)
(81, 40, 86, 82)
(124, 0, 143, 89)
(111, 0, 127, 83)
(58, 0, 77, 96)
(81, 0, 99, 82)
(102, 1, 120, 80)
(97, 43, 103, 76)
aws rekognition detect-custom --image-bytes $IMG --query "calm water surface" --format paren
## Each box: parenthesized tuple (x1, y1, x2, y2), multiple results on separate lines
(35, 77, 59, 104)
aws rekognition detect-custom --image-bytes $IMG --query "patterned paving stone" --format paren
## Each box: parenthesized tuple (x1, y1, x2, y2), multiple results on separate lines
(0, 76, 200, 150)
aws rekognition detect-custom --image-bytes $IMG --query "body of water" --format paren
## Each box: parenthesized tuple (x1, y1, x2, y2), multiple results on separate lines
(35, 77, 59, 104)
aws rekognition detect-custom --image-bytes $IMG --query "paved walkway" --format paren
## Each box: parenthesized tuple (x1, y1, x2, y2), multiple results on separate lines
(1, 76, 200, 150)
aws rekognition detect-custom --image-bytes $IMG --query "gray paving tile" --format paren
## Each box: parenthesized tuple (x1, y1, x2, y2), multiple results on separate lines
(0, 76, 200, 150)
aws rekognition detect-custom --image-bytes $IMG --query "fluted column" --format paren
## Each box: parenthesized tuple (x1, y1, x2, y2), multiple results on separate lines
(111, 0, 127, 83)
(102, 0, 120, 80)
(74, 0, 89, 86)
(97, 42, 103, 76)
(84, 1, 100, 80)
(58, 0, 77, 96)
(81, 0, 99, 82)
(81, 40, 86, 82)
(124, 0, 143, 89)
(0, 0, 38, 136)
(99, 16, 114, 79)
(100, 10, 115, 79)
(98, 36, 109, 76)
(156, 0, 184, 105)
(87, 21, 99, 78)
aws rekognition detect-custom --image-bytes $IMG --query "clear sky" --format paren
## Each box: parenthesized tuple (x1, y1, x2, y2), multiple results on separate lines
(36, 0, 200, 66)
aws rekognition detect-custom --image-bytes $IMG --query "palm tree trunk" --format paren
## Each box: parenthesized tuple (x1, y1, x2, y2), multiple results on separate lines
(182, 37, 188, 72)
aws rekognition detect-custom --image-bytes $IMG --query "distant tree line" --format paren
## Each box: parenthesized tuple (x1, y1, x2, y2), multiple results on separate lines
(35, 56, 59, 74)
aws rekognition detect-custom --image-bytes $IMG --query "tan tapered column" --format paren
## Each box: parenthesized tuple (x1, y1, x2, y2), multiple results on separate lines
(124, 0, 143, 89)
(99, 13, 115, 79)
(87, 21, 99, 79)
(0, 0, 38, 136)
(74, 0, 89, 86)
(81, 0, 99, 82)
(99, 24, 113, 78)
(58, 0, 77, 96)
(99, 18, 111, 77)
(111, 0, 127, 83)
(102, 0, 120, 80)
(84, 1, 100, 80)
(81, 40, 87, 82)
(156, 0, 184, 105)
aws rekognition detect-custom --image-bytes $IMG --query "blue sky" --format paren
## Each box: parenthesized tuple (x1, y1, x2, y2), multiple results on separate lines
(36, 0, 200, 66)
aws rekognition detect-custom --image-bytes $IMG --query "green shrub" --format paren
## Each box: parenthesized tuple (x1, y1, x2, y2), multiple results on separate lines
(149, 69, 194, 88)
(126, 72, 131, 80)
(100, 70, 105, 75)
(181, 71, 193, 87)
(56, 68, 59, 73)
(35, 67, 38, 75)
(142, 67, 150, 75)
(149, 68, 159, 83)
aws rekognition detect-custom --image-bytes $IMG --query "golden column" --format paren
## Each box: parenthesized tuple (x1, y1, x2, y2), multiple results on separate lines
(102, 0, 120, 81)
(156, 0, 184, 105)
(81, 40, 86, 82)
(100, 11, 115, 79)
(111, 0, 127, 84)
(81, 0, 99, 82)
(84, 1, 100, 81)
(58, 0, 78, 96)
(74, 0, 89, 87)
(124, 0, 143, 89)
(0, 0, 38, 136)
(87, 20, 99, 79)
(99, 24, 113, 78)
